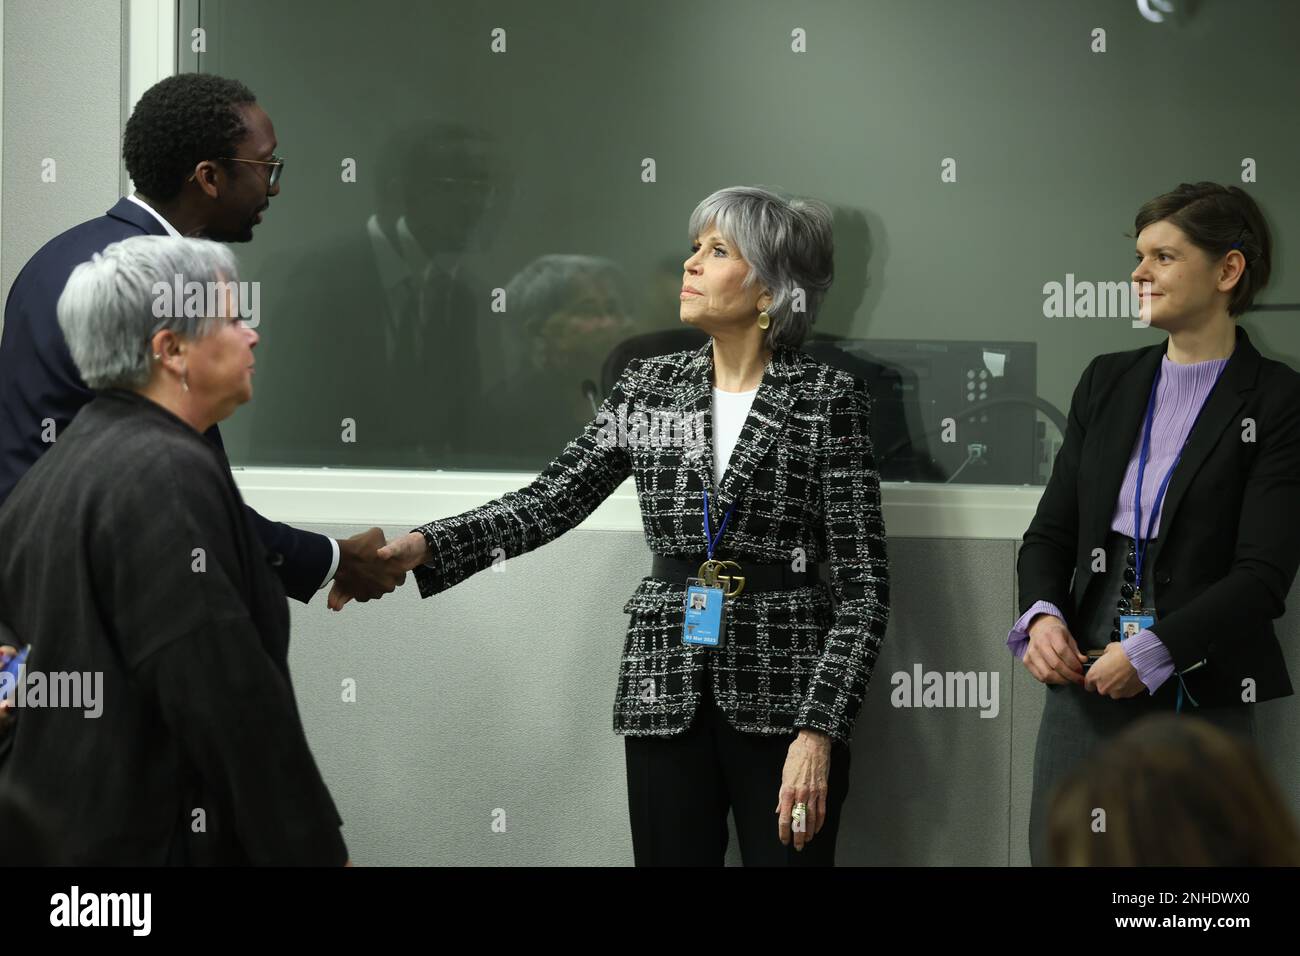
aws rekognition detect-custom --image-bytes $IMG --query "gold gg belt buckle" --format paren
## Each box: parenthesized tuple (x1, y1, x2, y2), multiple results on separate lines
(697, 558, 745, 598)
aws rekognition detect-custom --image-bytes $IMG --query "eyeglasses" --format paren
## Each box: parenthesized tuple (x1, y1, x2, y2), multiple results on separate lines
(222, 155, 285, 189)
(188, 155, 285, 189)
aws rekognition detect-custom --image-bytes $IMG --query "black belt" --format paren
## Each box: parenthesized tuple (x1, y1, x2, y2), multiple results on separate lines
(650, 555, 820, 594)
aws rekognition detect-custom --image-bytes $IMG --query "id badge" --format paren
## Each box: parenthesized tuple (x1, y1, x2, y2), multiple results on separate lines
(1118, 612, 1156, 640)
(683, 578, 725, 647)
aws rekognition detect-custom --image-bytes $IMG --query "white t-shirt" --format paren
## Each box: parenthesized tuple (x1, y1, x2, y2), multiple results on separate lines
(712, 386, 759, 489)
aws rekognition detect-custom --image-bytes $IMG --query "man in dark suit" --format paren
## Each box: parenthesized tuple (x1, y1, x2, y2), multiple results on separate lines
(0, 73, 403, 605)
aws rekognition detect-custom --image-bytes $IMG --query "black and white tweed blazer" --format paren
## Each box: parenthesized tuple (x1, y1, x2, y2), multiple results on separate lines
(413, 341, 890, 745)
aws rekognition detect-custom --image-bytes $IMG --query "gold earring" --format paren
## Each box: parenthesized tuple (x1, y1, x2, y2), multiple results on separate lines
(757, 310, 771, 330)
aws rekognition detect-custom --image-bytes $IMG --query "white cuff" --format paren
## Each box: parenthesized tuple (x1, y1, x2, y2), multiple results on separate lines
(321, 537, 342, 588)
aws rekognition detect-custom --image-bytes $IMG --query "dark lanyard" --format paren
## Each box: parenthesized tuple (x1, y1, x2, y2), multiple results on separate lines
(1132, 362, 1227, 602)
(702, 491, 735, 561)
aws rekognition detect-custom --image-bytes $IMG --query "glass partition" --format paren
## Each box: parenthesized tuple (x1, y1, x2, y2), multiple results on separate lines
(194, 0, 1300, 483)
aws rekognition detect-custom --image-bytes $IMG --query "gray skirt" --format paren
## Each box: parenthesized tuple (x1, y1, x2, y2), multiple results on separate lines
(1027, 532, 1255, 865)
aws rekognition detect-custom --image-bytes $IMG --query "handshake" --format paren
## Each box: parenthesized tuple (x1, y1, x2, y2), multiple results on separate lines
(326, 528, 431, 612)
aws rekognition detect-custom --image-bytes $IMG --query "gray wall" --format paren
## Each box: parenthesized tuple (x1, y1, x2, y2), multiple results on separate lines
(1, 0, 122, 311)
(292, 524, 1300, 866)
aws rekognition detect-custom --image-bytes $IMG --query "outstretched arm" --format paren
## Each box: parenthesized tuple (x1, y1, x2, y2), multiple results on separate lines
(332, 359, 644, 607)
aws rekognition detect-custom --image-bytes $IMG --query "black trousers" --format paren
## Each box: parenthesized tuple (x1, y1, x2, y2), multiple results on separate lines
(623, 684, 852, 866)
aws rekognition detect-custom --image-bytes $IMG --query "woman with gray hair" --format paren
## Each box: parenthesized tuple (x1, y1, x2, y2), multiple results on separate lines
(366, 186, 890, 866)
(0, 235, 348, 864)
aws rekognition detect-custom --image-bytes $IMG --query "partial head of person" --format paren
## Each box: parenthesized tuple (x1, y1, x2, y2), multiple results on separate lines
(375, 119, 503, 257)
(123, 73, 280, 243)
(505, 254, 633, 371)
(1131, 182, 1272, 332)
(1048, 713, 1300, 866)
(681, 186, 834, 351)
(57, 235, 259, 433)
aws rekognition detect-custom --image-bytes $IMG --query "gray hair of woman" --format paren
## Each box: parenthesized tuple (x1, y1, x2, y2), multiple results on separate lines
(687, 186, 834, 350)
(56, 234, 239, 390)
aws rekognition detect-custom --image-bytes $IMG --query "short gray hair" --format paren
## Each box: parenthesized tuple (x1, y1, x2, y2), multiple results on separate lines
(687, 186, 833, 349)
(57, 235, 238, 390)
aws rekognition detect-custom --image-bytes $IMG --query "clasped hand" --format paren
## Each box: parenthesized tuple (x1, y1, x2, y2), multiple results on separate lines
(328, 529, 430, 611)
(1023, 615, 1145, 698)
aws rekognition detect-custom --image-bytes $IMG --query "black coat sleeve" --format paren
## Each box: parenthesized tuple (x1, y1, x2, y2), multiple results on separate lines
(1017, 355, 1100, 619)
(202, 423, 334, 604)
(242, 504, 335, 603)
(796, 378, 891, 745)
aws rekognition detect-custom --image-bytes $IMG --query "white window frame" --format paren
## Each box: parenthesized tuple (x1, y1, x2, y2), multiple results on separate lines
(124, 0, 1046, 538)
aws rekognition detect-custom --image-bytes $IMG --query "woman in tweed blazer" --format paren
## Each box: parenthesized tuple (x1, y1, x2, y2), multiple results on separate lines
(370, 186, 890, 866)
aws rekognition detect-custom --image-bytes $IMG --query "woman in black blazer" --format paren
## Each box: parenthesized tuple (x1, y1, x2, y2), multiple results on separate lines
(367, 186, 891, 866)
(1013, 182, 1300, 864)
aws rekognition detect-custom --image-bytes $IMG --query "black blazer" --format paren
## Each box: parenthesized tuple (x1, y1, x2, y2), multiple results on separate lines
(1018, 326, 1300, 705)
(413, 342, 891, 744)
(0, 198, 332, 602)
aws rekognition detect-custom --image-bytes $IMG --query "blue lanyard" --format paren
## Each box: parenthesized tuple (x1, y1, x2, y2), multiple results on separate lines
(1134, 360, 1225, 714)
(702, 491, 735, 561)
(1132, 362, 1226, 601)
